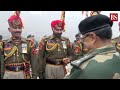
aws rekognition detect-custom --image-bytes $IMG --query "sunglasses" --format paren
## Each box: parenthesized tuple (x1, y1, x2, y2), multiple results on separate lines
(81, 34, 90, 42)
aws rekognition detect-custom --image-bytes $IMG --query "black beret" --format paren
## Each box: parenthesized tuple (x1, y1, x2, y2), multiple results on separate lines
(78, 14, 113, 35)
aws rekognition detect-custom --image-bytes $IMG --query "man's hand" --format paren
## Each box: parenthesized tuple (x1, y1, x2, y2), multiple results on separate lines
(62, 58, 71, 65)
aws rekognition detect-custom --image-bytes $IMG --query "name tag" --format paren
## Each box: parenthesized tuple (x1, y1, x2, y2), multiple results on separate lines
(22, 43, 27, 53)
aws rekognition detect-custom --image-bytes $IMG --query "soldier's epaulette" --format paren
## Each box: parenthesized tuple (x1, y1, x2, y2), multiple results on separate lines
(3, 39, 10, 43)
(44, 35, 53, 41)
(71, 53, 95, 69)
(21, 38, 27, 42)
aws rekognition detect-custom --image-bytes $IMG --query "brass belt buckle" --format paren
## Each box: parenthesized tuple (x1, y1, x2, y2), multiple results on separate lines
(16, 66, 19, 71)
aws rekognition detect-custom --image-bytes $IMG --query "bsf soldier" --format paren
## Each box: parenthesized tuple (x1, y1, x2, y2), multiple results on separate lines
(38, 20, 73, 79)
(72, 34, 84, 60)
(65, 14, 120, 79)
(1, 11, 38, 79)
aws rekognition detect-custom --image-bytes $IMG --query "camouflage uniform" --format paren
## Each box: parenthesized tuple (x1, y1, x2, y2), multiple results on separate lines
(65, 45, 120, 79)
(38, 35, 73, 79)
(65, 14, 120, 79)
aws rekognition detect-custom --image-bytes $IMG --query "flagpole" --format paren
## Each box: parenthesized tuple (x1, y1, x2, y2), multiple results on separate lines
(60, 11, 65, 32)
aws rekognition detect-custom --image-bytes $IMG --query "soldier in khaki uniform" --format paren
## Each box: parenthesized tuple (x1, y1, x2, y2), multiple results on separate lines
(72, 34, 84, 60)
(38, 20, 73, 79)
(0, 11, 38, 79)
(65, 14, 120, 79)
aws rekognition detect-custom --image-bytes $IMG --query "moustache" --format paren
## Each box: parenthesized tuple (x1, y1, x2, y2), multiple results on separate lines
(12, 31, 22, 33)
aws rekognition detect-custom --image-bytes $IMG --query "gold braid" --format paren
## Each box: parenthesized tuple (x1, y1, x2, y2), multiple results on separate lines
(4, 46, 18, 60)
(22, 54, 30, 64)
(46, 41, 60, 52)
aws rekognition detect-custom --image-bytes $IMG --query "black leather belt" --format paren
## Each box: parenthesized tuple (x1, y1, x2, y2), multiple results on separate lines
(5, 65, 24, 71)
(46, 59, 63, 65)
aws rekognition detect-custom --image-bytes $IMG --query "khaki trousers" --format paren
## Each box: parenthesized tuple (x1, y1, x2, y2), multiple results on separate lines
(3, 71, 25, 79)
(45, 64, 65, 79)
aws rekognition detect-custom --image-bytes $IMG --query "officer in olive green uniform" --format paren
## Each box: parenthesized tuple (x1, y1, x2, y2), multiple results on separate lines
(65, 14, 120, 79)
(38, 20, 73, 79)
(72, 34, 84, 60)
(1, 11, 38, 79)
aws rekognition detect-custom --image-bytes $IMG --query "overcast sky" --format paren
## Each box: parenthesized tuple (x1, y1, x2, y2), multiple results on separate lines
(0, 11, 120, 42)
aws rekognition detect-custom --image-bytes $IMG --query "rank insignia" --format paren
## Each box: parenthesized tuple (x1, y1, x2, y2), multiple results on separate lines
(22, 43, 27, 53)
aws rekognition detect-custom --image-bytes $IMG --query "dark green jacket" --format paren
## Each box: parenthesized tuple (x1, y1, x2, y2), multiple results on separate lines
(65, 45, 120, 79)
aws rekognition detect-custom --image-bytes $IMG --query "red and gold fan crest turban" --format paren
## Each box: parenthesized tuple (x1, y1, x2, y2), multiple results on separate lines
(8, 11, 23, 29)
(51, 20, 65, 30)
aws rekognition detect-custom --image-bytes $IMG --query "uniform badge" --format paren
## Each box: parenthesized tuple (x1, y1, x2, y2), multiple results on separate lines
(4, 43, 11, 50)
(22, 43, 27, 53)
(49, 40, 54, 43)
(5, 43, 10, 48)
(62, 41, 67, 49)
